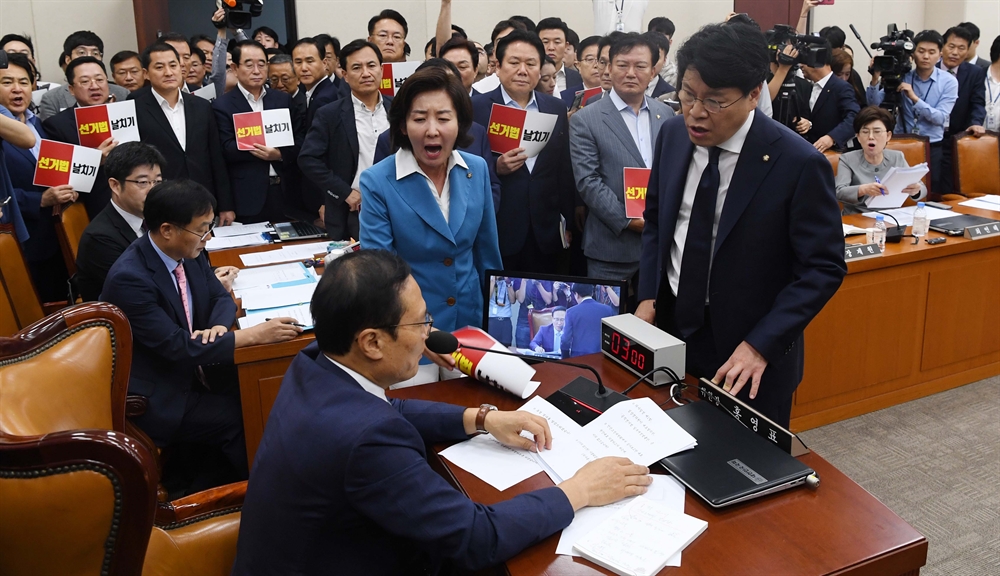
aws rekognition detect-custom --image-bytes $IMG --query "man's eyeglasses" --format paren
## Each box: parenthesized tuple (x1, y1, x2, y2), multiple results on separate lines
(375, 32, 404, 42)
(176, 222, 216, 242)
(678, 88, 745, 114)
(380, 312, 434, 334)
(124, 178, 164, 190)
(580, 56, 599, 65)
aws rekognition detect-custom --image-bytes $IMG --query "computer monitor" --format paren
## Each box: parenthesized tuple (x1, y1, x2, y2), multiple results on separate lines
(482, 270, 627, 359)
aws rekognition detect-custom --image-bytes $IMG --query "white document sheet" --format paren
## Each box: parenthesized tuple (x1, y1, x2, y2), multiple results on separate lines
(864, 163, 929, 209)
(959, 194, 1000, 212)
(205, 233, 269, 251)
(231, 263, 315, 296)
(861, 205, 954, 226)
(239, 241, 332, 267)
(238, 303, 314, 330)
(438, 434, 545, 491)
(239, 282, 317, 311)
(213, 222, 274, 238)
(843, 223, 869, 236)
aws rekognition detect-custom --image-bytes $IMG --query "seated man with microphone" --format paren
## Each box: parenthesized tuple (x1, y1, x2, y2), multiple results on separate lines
(233, 249, 652, 575)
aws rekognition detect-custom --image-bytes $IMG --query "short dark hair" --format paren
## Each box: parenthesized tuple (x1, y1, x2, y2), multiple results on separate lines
(4, 53, 36, 84)
(339, 39, 383, 71)
(292, 37, 326, 59)
(957, 22, 981, 42)
(542, 55, 556, 68)
(314, 33, 340, 58)
(552, 306, 567, 314)
(158, 32, 191, 54)
(264, 47, 282, 59)
(648, 17, 676, 37)
(368, 9, 408, 37)
(819, 26, 846, 49)
(143, 180, 216, 232)
(566, 29, 580, 51)
(65, 56, 107, 85)
(572, 283, 594, 297)
(610, 33, 659, 66)
(63, 30, 103, 55)
(252, 26, 281, 45)
(312, 250, 411, 355)
(451, 24, 468, 40)
(725, 13, 760, 31)
(495, 30, 545, 63)
(641, 31, 670, 64)
(269, 53, 293, 66)
(388, 66, 473, 152)
(417, 57, 462, 78)
(231, 40, 267, 65)
(190, 47, 207, 64)
(536, 17, 569, 39)
(190, 34, 214, 48)
(509, 15, 536, 32)
(110, 50, 141, 71)
(853, 105, 895, 133)
(830, 48, 853, 76)
(491, 20, 527, 45)
(676, 23, 768, 96)
(943, 26, 974, 47)
(140, 43, 179, 69)
(579, 35, 601, 56)
(440, 36, 480, 69)
(913, 30, 944, 50)
(425, 38, 437, 58)
(104, 142, 166, 183)
(0, 33, 34, 57)
(992, 35, 1000, 63)
(598, 31, 627, 56)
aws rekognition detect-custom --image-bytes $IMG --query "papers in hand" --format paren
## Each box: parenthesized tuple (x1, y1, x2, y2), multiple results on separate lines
(572, 495, 707, 576)
(863, 163, 928, 209)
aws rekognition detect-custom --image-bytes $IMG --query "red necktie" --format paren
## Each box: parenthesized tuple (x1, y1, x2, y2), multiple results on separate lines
(173, 263, 208, 387)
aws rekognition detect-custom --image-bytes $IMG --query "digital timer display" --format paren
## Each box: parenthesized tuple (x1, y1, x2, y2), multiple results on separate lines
(601, 323, 654, 376)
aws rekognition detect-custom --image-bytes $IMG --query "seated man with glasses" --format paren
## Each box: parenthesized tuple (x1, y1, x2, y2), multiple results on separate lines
(233, 249, 653, 575)
(101, 179, 304, 480)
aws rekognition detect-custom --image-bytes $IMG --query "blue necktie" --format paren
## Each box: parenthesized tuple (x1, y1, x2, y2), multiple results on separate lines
(674, 146, 722, 337)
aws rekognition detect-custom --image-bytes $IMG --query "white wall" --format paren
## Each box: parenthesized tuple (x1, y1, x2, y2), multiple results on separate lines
(0, 0, 138, 84)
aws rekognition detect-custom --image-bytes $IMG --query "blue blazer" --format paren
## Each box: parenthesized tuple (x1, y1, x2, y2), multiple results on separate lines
(212, 86, 295, 217)
(232, 343, 574, 575)
(359, 151, 502, 333)
(639, 113, 846, 396)
(472, 87, 575, 256)
(798, 75, 860, 148)
(649, 77, 675, 99)
(529, 323, 559, 352)
(373, 122, 502, 211)
(560, 83, 584, 108)
(100, 235, 237, 444)
(2, 116, 59, 263)
(561, 298, 614, 358)
(0, 144, 29, 243)
(948, 62, 987, 134)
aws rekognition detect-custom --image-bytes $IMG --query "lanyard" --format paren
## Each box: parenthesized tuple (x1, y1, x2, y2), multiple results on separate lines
(988, 78, 1000, 106)
(912, 75, 933, 103)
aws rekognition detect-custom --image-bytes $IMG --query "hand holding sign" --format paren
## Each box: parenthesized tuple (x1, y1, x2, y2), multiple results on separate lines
(487, 103, 558, 158)
(74, 101, 139, 149)
(623, 167, 651, 219)
(234, 109, 294, 151)
(33, 140, 103, 193)
(40, 185, 78, 208)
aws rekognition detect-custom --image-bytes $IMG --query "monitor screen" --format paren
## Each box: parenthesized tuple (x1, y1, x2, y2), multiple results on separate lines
(482, 270, 627, 359)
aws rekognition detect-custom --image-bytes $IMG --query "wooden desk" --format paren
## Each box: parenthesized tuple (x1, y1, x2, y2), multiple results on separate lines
(390, 355, 928, 576)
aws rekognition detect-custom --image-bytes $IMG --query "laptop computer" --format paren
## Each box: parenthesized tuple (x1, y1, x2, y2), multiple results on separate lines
(659, 401, 814, 508)
(929, 214, 998, 235)
(272, 221, 328, 241)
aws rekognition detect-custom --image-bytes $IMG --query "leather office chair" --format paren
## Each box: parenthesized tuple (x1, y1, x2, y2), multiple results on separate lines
(528, 307, 554, 342)
(823, 149, 841, 176)
(885, 134, 940, 201)
(0, 429, 245, 576)
(953, 132, 999, 197)
(0, 224, 51, 330)
(53, 201, 91, 276)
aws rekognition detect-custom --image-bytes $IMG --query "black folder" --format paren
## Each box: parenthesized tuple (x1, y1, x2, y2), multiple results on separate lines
(659, 402, 814, 508)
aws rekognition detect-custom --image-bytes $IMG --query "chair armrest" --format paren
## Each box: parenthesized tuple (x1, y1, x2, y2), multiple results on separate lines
(155, 481, 247, 527)
(41, 302, 68, 316)
(126, 394, 148, 417)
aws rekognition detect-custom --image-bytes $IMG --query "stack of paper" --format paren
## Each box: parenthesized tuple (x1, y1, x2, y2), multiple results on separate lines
(213, 222, 274, 238)
(206, 222, 275, 251)
(239, 241, 332, 267)
(861, 204, 954, 226)
(843, 223, 869, 236)
(959, 194, 1000, 212)
(240, 283, 317, 311)
(238, 303, 314, 330)
(231, 263, 317, 299)
(863, 163, 929, 209)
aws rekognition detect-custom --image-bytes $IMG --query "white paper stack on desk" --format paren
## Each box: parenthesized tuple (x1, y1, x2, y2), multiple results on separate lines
(234, 262, 319, 329)
(863, 163, 929, 209)
(205, 222, 274, 251)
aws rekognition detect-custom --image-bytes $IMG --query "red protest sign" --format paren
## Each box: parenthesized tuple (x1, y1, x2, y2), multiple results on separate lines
(487, 104, 526, 155)
(234, 112, 266, 151)
(624, 167, 651, 219)
(33, 140, 74, 187)
(74, 105, 112, 148)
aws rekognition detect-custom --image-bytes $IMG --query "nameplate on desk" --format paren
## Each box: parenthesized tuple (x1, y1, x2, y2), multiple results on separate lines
(696, 378, 810, 457)
(964, 222, 1000, 240)
(844, 243, 883, 262)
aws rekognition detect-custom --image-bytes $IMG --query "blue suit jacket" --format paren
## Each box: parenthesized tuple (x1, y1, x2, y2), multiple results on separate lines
(359, 151, 502, 333)
(799, 75, 860, 147)
(373, 122, 502, 211)
(232, 343, 574, 575)
(472, 87, 575, 256)
(947, 62, 987, 134)
(212, 86, 295, 217)
(560, 84, 584, 108)
(649, 77, 675, 99)
(2, 116, 59, 262)
(0, 143, 29, 243)
(529, 323, 560, 352)
(561, 298, 614, 357)
(100, 235, 237, 444)
(639, 113, 846, 395)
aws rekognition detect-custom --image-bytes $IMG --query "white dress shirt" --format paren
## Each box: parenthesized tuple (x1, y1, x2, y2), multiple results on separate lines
(809, 71, 833, 111)
(593, 0, 649, 35)
(554, 64, 568, 94)
(151, 88, 186, 150)
(350, 93, 390, 191)
(324, 355, 389, 403)
(499, 84, 540, 172)
(395, 148, 468, 224)
(986, 68, 1000, 131)
(667, 110, 755, 298)
(304, 79, 321, 107)
(609, 89, 652, 167)
(237, 82, 278, 177)
(111, 199, 145, 238)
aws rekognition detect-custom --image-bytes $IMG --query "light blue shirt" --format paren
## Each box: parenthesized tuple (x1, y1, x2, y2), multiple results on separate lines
(866, 67, 958, 143)
(149, 235, 193, 328)
(499, 84, 539, 173)
(609, 89, 652, 167)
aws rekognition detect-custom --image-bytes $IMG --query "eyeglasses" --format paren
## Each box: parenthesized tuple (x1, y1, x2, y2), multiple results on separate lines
(176, 222, 216, 242)
(859, 128, 886, 136)
(75, 77, 108, 88)
(580, 56, 599, 65)
(678, 88, 745, 114)
(375, 32, 404, 42)
(72, 48, 103, 58)
(124, 178, 163, 189)
(380, 312, 434, 334)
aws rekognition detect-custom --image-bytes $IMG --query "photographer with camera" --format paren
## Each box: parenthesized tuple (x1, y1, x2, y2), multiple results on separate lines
(867, 30, 958, 194)
(796, 41, 859, 152)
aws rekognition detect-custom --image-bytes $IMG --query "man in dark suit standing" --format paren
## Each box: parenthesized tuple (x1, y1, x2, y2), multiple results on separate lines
(100, 181, 303, 477)
(472, 31, 575, 272)
(560, 35, 603, 109)
(958, 22, 991, 69)
(299, 40, 392, 240)
(536, 18, 582, 96)
(561, 284, 615, 358)
(75, 143, 164, 301)
(213, 40, 295, 223)
(796, 43, 860, 152)
(645, 32, 676, 99)
(130, 43, 234, 225)
(940, 26, 987, 194)
(636, 24, 846, 427)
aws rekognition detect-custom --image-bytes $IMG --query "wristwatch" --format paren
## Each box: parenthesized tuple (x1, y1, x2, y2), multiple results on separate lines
(475, 404, 498, 434)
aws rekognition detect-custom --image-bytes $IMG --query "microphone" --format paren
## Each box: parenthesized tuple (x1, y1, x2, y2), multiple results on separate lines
(849, 24, 874, 59)
(843, 201, 907, 243)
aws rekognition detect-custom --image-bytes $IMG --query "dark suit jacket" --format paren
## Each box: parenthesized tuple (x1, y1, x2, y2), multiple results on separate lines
(292, 76, 342, 128)
(373, 122, 502, 210)
(298, 94, 392, 239)
(212, 86, 295, 217)
(649, 77, 676, 99)
(560, 83, 584, 108)
(287, 77, 343, 212)
(947, 62, 987, 135)
(129, 87, 233, 211)
(472, 87, 575, 256)
(563, 66, 582, 90)
(41, 105, 112, 219)
(100, 234, 237, 444)
(561, 298, 615, 357)
(639, 113, 846, 407)
(3, 116, 59, 263)
(75, 202, 138, 302)
(232, 343, 574, 575)
(797, 74, 860, 147)
(529, 323, 560, 352)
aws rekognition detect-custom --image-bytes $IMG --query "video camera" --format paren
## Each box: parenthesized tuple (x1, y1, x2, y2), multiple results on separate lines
(765, 24, 830, 69)
(869, 24, 914, 121)
(220, 0, 263, 31)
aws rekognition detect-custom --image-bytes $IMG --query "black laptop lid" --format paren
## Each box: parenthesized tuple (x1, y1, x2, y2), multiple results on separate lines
(929, 214, 997, 234)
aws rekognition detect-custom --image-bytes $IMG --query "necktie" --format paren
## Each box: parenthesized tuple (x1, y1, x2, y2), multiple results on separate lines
(674, 146, 722, 338)
(173, 264, 208, 387)
(140, 219, 148, 235)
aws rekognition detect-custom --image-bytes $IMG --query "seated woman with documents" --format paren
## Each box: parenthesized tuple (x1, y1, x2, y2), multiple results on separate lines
(835, 106, 927, 213)
(232, 250, 652, 575)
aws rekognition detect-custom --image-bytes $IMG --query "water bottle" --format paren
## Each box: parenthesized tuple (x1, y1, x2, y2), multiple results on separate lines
(912, 202, 929, 239)
(873, 215, 887, 250)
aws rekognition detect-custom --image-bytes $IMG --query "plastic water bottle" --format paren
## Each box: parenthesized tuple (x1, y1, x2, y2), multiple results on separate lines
(912, 202, 929, 239)
(873, 215, 887, 250)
